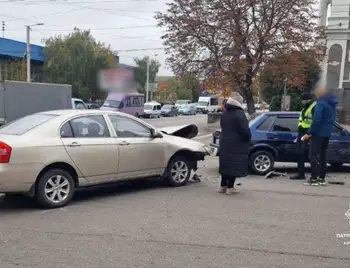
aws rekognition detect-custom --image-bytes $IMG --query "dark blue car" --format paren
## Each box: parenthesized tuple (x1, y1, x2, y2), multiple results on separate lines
(209, 112, 350, 175)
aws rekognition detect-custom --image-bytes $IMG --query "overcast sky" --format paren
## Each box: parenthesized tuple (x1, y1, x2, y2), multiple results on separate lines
(1, 0, 326, 77)
(0, 0, 172, 76)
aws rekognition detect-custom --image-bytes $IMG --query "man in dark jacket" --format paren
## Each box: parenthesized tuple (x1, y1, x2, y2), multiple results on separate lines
(290, 92, 316, 180)
(302, 87, 338, 186)
(218, 92, 251, 195)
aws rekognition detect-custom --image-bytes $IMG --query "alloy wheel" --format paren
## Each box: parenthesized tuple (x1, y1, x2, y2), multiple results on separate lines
(170, 161, 189, 183)
(253, 155, 271, 172)
(44, 175, 70, 204)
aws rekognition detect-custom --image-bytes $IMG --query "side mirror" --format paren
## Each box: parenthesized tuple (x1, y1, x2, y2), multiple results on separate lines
(151, 129, 163, 138)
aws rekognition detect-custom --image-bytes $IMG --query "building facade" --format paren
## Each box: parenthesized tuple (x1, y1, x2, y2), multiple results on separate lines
(0, 37, 45, 82)
(319, 0, 350, 89)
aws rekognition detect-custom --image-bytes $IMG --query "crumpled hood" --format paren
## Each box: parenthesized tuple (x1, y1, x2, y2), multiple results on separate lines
(319, 93, 338, 107)
(159, 124, 198, 139)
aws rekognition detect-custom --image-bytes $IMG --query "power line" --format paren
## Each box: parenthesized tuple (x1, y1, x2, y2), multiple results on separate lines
(0, 47, 164, 53)
(60, 2, 154, 21)
(3, 8, 83, 22)
(5, 25, 158, 31)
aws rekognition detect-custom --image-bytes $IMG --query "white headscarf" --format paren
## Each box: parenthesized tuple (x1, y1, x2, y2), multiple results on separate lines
(226, 92, 244, 109)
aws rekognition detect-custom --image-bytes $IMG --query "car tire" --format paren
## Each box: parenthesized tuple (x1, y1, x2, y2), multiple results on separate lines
(249, 150, 274, 175)
(329, 162, 343, 168)
(166, 156, 191, 187)
(35, 169, 75, 209)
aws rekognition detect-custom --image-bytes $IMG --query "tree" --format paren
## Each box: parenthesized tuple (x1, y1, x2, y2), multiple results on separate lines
(259, 50, 321, 103)
(133, 56, 161, 93)
(155, 0, 324, 114)
(269, 92, 303, 112)
(43, 28, 113, 101)
(168, 77, 193, 100)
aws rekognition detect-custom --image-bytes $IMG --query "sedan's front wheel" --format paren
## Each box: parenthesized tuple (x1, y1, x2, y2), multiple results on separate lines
(36, 169, 75, 209)
(166, 156, 191, 186)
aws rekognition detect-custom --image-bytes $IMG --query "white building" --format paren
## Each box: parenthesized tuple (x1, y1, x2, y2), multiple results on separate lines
(319, 0, 350, 89)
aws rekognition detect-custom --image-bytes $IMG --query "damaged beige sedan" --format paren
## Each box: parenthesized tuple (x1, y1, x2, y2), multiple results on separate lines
(0, 110, 210, 208)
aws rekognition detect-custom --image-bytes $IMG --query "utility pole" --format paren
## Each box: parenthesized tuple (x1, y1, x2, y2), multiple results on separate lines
(2, 21, 4, 38)
(26, 25, 31, 82)
(282, 78, 287, 111)
(25, 23, 43, 82)
(146, 58, 149, 102)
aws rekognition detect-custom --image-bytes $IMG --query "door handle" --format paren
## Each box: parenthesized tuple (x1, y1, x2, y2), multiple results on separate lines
(67, 142, 81, 147)
(118, 141, 130, 146)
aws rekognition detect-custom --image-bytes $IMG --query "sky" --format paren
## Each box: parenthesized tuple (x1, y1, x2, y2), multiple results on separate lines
(0, 0, 173, 76)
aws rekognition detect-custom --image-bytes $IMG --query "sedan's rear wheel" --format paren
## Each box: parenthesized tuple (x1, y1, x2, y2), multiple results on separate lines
(36, 169, 75, 209)
(166, 156, 191, 186)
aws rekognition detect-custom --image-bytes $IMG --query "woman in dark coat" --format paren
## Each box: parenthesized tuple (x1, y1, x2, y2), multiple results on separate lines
(218, 92, 251, 195)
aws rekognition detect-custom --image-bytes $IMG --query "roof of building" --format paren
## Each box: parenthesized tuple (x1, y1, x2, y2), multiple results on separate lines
(0, 37, 44, 62)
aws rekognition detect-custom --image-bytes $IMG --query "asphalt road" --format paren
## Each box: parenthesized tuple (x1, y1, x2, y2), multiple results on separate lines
(1, 135, 350, 268)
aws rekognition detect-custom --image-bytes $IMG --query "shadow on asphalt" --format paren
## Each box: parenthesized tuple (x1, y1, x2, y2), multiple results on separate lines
(0, 178, 196, 212)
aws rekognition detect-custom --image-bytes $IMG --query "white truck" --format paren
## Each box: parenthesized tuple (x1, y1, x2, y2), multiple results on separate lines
(196, 96, 219, 113)
(0, 80, 73, 126)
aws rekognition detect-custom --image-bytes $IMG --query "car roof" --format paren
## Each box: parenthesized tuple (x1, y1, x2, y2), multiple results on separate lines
(264, 111, 300, 116)
(37, 109, 124, 117)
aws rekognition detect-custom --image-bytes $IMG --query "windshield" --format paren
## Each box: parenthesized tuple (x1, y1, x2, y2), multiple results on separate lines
(103, 100, 120, 108)
(197, 101, 208, 106)
(176, 100, 188, 105)
(181, 105, 190, 109)
(144, 104, 153, 110)
(162, 105, 171, 109)
(0, 114, 57, 135)
(249, 114, 264, 127)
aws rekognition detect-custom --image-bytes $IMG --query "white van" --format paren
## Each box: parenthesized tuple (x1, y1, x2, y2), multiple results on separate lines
(175, 99, 191, 108)
(71, 98, 88, 109)
(196, 96, 219, 113)
(143, 101, 162, 118)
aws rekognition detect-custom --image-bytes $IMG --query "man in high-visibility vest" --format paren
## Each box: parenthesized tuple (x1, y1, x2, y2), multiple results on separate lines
(290, 92, 316, 180)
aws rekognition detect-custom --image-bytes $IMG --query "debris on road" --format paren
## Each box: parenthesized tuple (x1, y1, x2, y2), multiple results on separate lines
(265, 170, 287, 179)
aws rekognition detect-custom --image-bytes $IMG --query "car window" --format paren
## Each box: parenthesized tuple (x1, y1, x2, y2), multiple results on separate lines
(256, 116, 275, 131)
(61, 115, 110, 138)
(332, 125, 343, 136)
(109, 115, 151, 138)
(272, 117, 298, 132)
(0, 114, 57, 135)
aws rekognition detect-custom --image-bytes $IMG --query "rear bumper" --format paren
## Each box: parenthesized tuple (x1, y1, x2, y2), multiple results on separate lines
(0, 163, 44, 193)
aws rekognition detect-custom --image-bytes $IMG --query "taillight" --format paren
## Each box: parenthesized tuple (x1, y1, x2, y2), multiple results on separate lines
(0, 142, 11, 163)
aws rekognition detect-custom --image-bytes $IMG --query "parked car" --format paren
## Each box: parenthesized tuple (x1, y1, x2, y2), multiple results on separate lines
(71, 98, 88, 109)
(86, 103, 100, 109)
(179, 104, 196, 115)
(0, 110, 210, 208)
(161, 104, 178, 117)
(209, 111, 350, 175)
(143, 101, 162, 118)
(175, 99, 192, 109)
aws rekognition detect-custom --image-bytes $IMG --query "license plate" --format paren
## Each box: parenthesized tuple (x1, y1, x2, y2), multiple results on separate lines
(215, 138, 220, 144)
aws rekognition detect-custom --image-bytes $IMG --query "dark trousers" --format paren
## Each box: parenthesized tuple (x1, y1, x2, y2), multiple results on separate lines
(310, 136, 330, 179)
(296, 134, 309, 178)
(220, 175, 236, 188)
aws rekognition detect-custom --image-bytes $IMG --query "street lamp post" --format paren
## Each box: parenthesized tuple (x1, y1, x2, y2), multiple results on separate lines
(26, 23, 43, 82)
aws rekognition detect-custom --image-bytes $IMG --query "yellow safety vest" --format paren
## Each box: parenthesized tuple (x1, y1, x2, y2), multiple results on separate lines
(298, 101, 316, 129)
